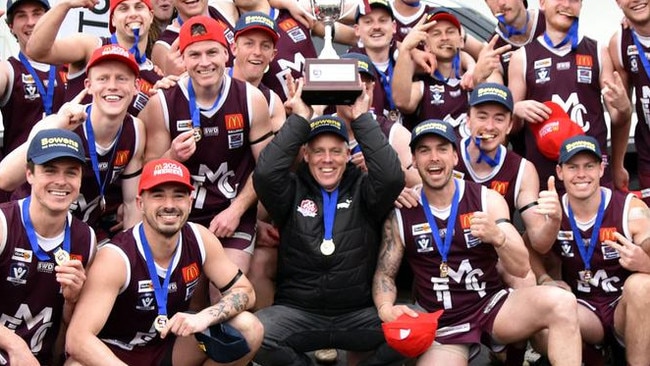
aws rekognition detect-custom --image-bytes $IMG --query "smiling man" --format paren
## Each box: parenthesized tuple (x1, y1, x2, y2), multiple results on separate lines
(252, 77, 405, 365)
(0, 128, 95, 365)
(140, 15, 273, 283)
(65, 158, 262, 366)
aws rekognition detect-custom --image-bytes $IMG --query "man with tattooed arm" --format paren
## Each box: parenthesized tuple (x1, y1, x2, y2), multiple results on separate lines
(65, 158, 262, 366)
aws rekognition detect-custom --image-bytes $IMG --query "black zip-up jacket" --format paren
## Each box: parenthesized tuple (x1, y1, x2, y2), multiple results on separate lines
(253, 113, 404, 315)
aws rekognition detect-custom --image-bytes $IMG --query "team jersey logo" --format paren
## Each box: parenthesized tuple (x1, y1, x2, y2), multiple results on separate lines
(279, 18, 307, 43)
(12, 248, 33, 263)
(415, 234, 434, 253)
(534, 58, 552, 84)
(490, 181, 509, 196)
(136, 293, 156, 311)
(225, 114, 244, 131)
(7, 262, 29, 285)
(297, 199, 318, 217)
(182, 263, 200, 283)
(429, 85, 445, 105)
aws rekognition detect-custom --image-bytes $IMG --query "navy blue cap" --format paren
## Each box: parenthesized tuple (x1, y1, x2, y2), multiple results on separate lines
(409, 119, 456, 152)
(558, 135, 602, 164)
(195, 323, 250, 363)
(355, 0, 394, 23)
(6, 0, 50, 15)
(308, 115, 349, 143)
(234, 11, 279, 44)
(27, 129, 86, 165)
(469, 83, 514, 112)
(341, 53, 377, 80)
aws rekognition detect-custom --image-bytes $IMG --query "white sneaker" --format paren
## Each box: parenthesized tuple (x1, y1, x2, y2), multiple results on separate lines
(314, 349, 338, 364)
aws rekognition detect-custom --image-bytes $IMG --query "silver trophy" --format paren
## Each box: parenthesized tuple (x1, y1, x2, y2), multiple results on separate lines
(311, 0, 344, 59)
(303, 0, 361, 105)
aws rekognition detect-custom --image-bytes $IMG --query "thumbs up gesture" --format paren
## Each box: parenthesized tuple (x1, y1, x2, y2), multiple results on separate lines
(536, 176, 561, 221)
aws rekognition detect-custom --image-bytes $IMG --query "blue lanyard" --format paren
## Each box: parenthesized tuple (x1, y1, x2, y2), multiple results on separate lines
(433, 53, 461, 84)
(375, 61, 396, 110)
(404, 1, 419, 7)
(497, 11, 529, 39)
(464, 136, 501, 168)
(18, 52, 56, 115)
(111, 32, 146, 65)
(543, 18, 579, 51)
(21, 196, 71, 261)
(138, 224, 178, 317)
(567, 189, 606, 274)
(630, 30, 650, 82)
(321, 188, 339, 241)
(187, 79, 225, 131)
(85, 105, 123, 203)
(176, 15, 184, 26)
(421, 179, 460, 265)
(269, 7, 276, 19)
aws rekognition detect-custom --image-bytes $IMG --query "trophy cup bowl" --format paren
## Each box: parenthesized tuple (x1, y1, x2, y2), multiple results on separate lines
(302, 0, 361, 105)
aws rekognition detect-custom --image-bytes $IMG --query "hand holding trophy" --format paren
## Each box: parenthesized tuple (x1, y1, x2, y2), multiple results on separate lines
(301, 0, 362, 105)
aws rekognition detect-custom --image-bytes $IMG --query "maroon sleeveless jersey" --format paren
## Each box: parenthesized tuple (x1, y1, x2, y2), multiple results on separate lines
(161, 76, 255, 223)
(619, 27, 650, 175)
(69, 113, 139, 231)
(1, 57, 66, 156)
(0, 200, 94, 365)
(97, 222, 204, 364)
(454, 139, 526, 214)
(391, 3, 436, 43)
(553, 189, 633, 303)
(397, 180, 506, 327)
(261, 9, 318, 101)
(493, 10, 546, 85)
(408, 75, 469, 136)
(523, 36, 610, 189)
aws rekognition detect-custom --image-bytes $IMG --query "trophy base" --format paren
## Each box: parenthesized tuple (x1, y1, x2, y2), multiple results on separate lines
(302, 59, 362, 106)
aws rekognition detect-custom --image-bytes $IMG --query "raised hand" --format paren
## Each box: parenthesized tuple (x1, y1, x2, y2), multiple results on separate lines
(536, 176, 561, 221)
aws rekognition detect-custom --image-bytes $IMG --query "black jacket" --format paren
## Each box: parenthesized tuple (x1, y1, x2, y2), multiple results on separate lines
(253, 113, 404, 315)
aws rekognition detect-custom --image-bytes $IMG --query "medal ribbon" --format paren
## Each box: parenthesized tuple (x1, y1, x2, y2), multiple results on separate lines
(543, 18, 579, 51)
(21, 196, 71, 261)
(567, 189, 605, 275)
(433, 53, 461, 84)
(421, 179, 460, 267)
(85, 105, 123, 205)
(496, 11, 529, 39)
(139, 224, 179, 318)
(111, 31, 146, 64)
(630, 30, 650, 83)
(187, 79, 225, 132)
(465, 136, 501, 168)
(18, 52, 56, 116)
(376, 60, 396, 110)
(321, 188, 339, 242)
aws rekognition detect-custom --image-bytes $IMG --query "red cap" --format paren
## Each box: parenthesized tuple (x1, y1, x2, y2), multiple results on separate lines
(108, 0, 152, 34)
(179, 15, 228, 54)
(529, 101, 584, 161)
(138, 159, 194, 194)
(87, 44, 140, 77)
(381, 310, 443, 358)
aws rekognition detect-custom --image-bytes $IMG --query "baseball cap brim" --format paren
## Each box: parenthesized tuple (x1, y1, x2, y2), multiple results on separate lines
(195, 323, 250, 363)
(427, 10, 461, 30)
(87, 52, 140, 78)
(235, 25, 279, 43)
(382, 310, 443, 358)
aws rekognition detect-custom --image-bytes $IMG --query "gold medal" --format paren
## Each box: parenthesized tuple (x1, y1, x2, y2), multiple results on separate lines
(193, 127, 202, 142)
(153, 315, 168, 332)
(440, 262, 449, 278)
(320, 239, 335, 256)
(388, 110, 399, 121)
(53, 247, 70, 265)
(582, 270, 592, 282)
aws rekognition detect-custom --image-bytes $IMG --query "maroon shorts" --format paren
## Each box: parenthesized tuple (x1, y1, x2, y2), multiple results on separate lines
(577, 295, 621, 340)
(428, 289, 509, 348)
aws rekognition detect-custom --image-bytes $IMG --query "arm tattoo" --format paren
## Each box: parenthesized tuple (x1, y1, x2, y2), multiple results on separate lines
(208, 291, 250, 323)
